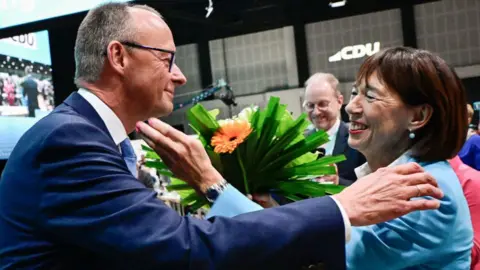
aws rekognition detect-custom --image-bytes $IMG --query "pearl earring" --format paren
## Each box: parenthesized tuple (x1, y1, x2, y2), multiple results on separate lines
(409, 130, 415, 139)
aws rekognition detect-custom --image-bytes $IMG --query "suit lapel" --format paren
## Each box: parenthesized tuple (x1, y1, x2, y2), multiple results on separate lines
(62, 92, 113, 142)
(333, 122, 348, 156)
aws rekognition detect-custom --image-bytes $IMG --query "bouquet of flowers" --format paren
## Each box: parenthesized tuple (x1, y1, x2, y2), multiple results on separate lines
(143, 96, 346, 211)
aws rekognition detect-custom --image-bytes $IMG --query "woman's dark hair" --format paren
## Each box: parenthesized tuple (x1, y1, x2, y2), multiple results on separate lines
(355, 47, 468, 162)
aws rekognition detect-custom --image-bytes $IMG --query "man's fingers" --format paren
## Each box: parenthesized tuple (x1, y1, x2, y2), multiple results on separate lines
(390, 162, 424, 175)
(139, 133, 175, 165)
(399, 172, 438, 187)
(147, 118, 186, 142)
(407, 184, 444, 199)
(406, 198, 441, 212)
(137, 121, 175, 150)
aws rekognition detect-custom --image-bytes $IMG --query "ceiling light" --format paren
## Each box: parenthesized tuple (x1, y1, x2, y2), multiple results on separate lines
(205, 0, 213, 18)
(329, 0, 347, 8)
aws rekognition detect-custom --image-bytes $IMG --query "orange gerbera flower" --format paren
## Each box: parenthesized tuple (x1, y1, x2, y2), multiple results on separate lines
(211, 120, 252, 154)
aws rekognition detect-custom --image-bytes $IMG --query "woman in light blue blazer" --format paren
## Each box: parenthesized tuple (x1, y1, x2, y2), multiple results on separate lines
(343, 47, 473, 269)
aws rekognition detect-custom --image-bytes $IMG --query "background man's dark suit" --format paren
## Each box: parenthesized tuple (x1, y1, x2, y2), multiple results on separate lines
(21, 75, 38, 117)
(305, 121, 366, 186)
(0, 92, 346, 269)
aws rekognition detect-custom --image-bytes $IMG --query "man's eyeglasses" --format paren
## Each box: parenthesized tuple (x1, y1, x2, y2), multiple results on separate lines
(303, 101, 331, 112)
(105, 41, 176, 72)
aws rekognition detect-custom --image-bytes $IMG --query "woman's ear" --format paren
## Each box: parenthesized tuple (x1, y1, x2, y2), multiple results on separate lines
(408, 104, 433, 131)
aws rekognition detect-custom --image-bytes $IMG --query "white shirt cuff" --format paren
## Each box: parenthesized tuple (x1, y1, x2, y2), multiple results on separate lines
(330, 196, 351, 243)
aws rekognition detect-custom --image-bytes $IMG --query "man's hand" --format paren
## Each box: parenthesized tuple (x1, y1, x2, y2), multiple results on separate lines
(136, 118, 223, 194)
(313, 164, 339, 185)
(332, 162, 443, 227)
(249, 194, 279, 208)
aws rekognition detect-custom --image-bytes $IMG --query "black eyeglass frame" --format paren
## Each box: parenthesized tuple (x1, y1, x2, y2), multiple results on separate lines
(104, 41, 176, 72)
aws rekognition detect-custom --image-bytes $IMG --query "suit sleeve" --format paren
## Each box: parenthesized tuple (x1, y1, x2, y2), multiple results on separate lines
(37, 122, 346, 270)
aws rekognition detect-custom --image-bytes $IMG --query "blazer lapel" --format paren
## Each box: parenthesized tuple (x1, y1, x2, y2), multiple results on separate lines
(333, 122, 348, 156)
(63, 92, 113, 142)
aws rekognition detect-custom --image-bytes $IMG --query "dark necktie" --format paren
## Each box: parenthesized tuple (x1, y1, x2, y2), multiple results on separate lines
(119, 138, 137, 177)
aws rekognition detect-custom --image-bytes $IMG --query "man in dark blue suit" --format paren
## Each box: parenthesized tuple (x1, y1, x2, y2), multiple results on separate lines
(0, 3, 444, 269)
(303, 73, 366, 186)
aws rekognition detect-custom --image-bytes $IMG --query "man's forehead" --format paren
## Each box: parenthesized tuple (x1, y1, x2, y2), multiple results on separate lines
(305, 81, 336, 99)
(129, 7, 175, 50)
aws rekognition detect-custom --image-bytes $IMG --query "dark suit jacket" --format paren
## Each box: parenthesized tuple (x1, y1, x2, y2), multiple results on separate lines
(0, 92, 346, 270)
(21, 76, 38, 108)
(306, 122, 366, 186)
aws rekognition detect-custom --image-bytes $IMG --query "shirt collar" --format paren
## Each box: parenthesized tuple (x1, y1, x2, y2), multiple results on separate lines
(326, 119, 341, 138)
(315, 119, 341, 138)
(77, 88, 127, 145)
(355, 151, 411, 178)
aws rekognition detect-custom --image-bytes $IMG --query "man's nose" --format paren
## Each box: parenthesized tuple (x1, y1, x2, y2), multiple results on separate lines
(171, 64, 187, 87)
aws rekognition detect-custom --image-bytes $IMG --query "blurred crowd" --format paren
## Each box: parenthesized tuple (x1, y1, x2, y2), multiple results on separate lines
(0, 71, 54, 116)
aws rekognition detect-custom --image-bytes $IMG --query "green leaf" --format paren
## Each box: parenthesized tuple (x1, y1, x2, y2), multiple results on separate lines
(145, 151, 161, 160)
(285, 152, 318, 168)
(188, 197, 209, 212)
(144, 161, 168, 170)
(166, 184, 192, 191)
(253, 97, 283, 166)
(157, 170, 174, 178)
(258, 113, 310, 168)
(260, 130, 330, 173)
(206, 148, 223, 174)
(181, 192, 203, 206)
(275, 107, 296, 138)
(186, 104, 219, 140)
(322, 184, 346, 194)
(284, 194, 303, 202)
(141, 144, 153, 152)
(208, 109, 220, 119)
(188, 124, 209, 147)
(274, 180, 327, 197)
(277, 155, 346, 178)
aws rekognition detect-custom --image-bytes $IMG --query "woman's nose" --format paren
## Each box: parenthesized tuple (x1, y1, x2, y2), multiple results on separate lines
(345, 95, 362, 115)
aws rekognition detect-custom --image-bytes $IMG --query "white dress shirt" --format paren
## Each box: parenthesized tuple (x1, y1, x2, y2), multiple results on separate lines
(320, 119, 341, 155)
(78, 88, 127, 145)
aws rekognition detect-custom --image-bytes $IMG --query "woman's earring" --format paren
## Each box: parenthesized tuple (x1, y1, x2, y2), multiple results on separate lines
(409, 130, 416, 139)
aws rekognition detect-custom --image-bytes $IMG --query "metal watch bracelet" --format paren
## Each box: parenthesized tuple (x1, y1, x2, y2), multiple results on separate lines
(205, 179, 228, 202)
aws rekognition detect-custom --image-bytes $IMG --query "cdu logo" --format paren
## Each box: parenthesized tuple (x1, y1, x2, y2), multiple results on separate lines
(328, 42, 381, 63)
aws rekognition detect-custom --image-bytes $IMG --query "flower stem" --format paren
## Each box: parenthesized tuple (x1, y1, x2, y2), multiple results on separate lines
(236, 148, 249, 194)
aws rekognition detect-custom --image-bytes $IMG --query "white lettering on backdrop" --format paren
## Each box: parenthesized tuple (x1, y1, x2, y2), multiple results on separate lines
(328, 42, 381, 63)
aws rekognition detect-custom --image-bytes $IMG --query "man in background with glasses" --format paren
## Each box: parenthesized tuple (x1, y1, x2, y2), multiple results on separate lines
(303, 73, 365, 186)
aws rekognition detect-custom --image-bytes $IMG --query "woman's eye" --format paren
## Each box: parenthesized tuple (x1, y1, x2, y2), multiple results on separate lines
(365, 90, 377, 100)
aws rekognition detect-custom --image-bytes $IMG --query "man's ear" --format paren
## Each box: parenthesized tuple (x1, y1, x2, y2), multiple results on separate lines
(337, 94, 344, 106)
(105, 41, 129, 76)
(408, 104, 433, 131)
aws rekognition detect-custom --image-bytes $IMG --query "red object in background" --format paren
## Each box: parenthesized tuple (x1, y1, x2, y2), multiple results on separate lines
(3, 80, 16, 106)
(450, 156, 480, 270)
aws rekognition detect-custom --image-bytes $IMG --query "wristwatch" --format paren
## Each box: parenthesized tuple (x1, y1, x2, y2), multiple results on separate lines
(205, 179, 228, 202)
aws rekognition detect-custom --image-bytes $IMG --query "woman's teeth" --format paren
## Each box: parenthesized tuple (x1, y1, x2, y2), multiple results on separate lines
(350, 123, 368, 130)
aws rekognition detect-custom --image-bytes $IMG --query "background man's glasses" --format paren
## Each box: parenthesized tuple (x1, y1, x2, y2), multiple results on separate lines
(303, 101, 331, 112)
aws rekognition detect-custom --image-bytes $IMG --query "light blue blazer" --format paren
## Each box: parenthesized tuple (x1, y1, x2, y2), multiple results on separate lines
(209, 156, 474, 269)
(346, 158, 473, 269)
